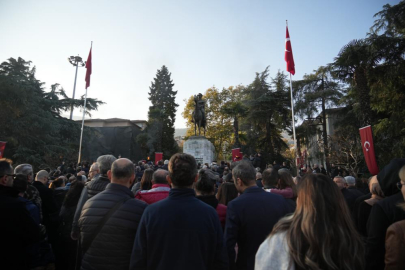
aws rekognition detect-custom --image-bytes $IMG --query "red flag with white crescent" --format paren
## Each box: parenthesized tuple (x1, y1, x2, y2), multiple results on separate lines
(285, 26, 295, 75)
(85, 47, 92, 89)
(359, 126, 379, 175)
(155, 152, 163, 165)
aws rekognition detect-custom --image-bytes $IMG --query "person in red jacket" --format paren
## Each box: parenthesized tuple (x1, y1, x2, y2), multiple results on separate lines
(135, 169, 170, 204)
(195, 168, 227, 229)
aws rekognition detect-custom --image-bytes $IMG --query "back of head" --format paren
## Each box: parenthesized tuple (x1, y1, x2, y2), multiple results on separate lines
(0, 158, 13, 176)
(50, 177, 65, 190)
(13, 174, 28, 193)
(344, 176, 356, 186)
(168, 153, 197, 188)
(232, 161, 256, 186)
(152, 169, 169, 184)
(262, 167, 279, 188)
(272, 174, 364, 270)
(217, 182, 238, 206)
(36, 170, 49, 181)
(14, 163, 33, 178)
(195, 169, 216, 195)
(278, 170, 297, 197)
(97, 155, 117, 175)
(111, 158, 135, 183)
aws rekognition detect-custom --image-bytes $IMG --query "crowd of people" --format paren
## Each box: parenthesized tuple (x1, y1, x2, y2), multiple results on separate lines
(1, 154, 405, 270)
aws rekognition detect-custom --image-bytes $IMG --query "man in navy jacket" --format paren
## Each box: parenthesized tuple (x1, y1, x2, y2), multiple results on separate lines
(224, 161, 290, 270)
(130, 153, 228, 270)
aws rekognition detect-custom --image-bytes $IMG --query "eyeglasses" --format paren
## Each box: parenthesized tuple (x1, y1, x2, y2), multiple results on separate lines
(396, 182, 404, 190)
(0, 174, 17, 180)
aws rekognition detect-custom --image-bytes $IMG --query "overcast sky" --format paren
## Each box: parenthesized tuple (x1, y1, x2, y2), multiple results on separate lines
(0, 0, 399, 128)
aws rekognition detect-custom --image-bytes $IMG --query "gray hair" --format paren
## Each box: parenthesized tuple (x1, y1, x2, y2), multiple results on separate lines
(97, 155, 117, 175)
(344, 176, 356, 185)
(14, 164, 33, 177)
(90, 162, 99, 171)
(164, 160, 169, 165)
(232, 161, 256, 185)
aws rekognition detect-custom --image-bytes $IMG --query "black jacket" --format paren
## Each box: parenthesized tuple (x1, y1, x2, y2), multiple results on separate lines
(224, 186, 290, 270)
(86, 175, 110, 199)
(365, 192, 405, 270)
(130, 188, 228, 270)
(0, 185, 41, 269)
(32, 181, 59, 224)
(79, 183, 147, 270)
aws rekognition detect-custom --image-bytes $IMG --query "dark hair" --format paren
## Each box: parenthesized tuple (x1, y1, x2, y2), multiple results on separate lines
(112, 160, 135, 179)
(232, 161, 255, 185)
(63, 181, 85, 207)
(224, 173, 233, 183)
(157, 160, 163, 166)
(195, 169, 216, 195)
(168, 153, 197, 188)
(278, 170, 297, 198)
(140, 169, 154, 190)
(13, 174, 28, 193)
(153, 169, 169, 184)
(217, 183, 238, 206)
(262, 168, 279, 188)
(0, 158, 13, 176)
(271, 174, 364, 269)
(49, 177, 64, 190)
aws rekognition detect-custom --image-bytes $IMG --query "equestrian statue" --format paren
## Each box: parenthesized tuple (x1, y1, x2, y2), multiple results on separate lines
(192, 93, 206, 136)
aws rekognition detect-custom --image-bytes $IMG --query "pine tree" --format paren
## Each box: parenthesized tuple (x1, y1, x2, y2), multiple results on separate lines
(145, 66, 179, 158)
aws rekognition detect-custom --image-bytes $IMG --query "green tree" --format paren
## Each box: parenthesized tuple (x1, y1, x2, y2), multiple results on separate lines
(293, 65, 344, 171)
(0, 57, 104, 168)
(182, 87, 234, 160)
(220, 85, 248, 148)
(143, 65, 179, 158)
(243, 67, 291, 166)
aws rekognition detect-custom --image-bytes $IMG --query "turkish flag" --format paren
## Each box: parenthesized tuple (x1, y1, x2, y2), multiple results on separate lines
(0, 141, 6, 158)
(85, 47, 92, 89)
(285, 26, 295, 75)
(232, 148, 241, 162)
(155, 152, 163, 165)
(359, 126, 379, 175)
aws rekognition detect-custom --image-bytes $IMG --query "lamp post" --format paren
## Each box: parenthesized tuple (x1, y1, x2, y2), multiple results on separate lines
(68, 55, 85, 120)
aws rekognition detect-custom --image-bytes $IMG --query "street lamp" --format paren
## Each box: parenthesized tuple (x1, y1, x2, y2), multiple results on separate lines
(68, 55, 86, 120)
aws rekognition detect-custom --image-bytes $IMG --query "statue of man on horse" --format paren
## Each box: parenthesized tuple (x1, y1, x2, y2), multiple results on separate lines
(192, 93, 206, 136)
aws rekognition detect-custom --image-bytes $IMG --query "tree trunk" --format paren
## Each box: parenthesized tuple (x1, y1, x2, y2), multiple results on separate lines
(321, 77, 331, 173)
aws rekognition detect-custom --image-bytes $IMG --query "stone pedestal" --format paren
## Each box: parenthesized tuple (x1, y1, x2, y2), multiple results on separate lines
(183, 136, 215, 165)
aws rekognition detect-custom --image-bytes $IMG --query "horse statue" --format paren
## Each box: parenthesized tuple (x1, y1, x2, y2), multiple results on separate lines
(192, 93, 206, 136)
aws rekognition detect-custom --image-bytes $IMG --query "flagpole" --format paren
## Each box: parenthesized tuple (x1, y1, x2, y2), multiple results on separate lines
(286, 20, 298, 172)
(78, 41, 92, 165)
(78, 87, 88, 165)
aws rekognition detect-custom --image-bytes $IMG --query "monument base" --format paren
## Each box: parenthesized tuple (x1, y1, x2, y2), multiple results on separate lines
(183, 136, 215, 165)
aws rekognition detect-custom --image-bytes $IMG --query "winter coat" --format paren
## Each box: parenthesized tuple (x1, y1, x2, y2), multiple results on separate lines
(79, 183, 147, 270)
(130, 188, 228, 270)
(196, 195, 227, 229)
(0, 185, 41, 269)
(224, 186, 290, 270)
(135, 184, 170, 204)
(267, 187, 294, 199)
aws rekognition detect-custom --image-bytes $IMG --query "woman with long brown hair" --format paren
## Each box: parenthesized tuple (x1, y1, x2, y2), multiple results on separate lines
(267, 170, 297, 199)
(132, 168, 153, 194)
(255, 173, 364, 270)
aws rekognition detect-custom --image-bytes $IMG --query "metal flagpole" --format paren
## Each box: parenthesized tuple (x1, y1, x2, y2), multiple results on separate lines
(77, 87, 88, 165)
(78, 41, 92, 165)
(286, 20, 298, 171)
(289, 73, 297, 157)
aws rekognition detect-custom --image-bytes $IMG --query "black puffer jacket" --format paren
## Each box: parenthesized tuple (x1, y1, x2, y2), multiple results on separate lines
(79, 183, 147, 270)
(86, 175, 109, 199)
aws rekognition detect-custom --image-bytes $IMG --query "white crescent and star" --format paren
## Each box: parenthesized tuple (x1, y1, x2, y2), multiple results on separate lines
(364, 141, 371, 152)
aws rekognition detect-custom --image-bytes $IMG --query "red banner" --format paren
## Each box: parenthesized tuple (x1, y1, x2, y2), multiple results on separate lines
(285, 25, 295, 75)
(359, 126, 379, 175)
(0, 141, 6, 158)
(232, 148, 241, 162)
(155, 152, 163, 165)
